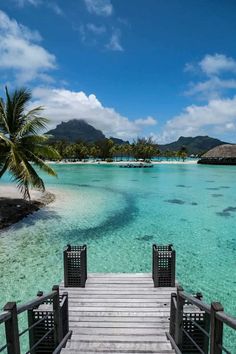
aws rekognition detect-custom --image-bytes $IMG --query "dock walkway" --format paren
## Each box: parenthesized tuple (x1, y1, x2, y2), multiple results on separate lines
(60, 273, 176, 353)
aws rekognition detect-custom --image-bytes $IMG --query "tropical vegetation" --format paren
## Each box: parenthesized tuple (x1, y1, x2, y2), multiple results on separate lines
(48, 137, 188, 161)
(0, 87, 60, 199)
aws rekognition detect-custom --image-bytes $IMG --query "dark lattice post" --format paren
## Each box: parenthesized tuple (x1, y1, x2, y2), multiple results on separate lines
(152, 244, 176, 287)
(210, 302, 224, 354)
(3, 302, 20, 354)
(182, 292, 210, 353)
(64, 244, 87, 287)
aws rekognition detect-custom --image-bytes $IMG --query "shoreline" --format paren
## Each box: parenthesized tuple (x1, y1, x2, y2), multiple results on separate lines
(47, 160, 198, 165)
(0, 186, 55, 230)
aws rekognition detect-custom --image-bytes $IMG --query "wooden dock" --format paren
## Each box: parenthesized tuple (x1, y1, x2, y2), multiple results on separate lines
(60, 273, 176, 354)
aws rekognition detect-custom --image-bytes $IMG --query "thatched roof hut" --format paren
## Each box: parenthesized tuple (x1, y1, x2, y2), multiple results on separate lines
(198, 144, 236, 165)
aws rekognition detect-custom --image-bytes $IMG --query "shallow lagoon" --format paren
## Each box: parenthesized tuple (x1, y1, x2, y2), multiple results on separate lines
(0, 164, 236, 339)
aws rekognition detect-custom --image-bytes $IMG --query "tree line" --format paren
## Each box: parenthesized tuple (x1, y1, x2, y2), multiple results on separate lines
(49, 138, 188, 162)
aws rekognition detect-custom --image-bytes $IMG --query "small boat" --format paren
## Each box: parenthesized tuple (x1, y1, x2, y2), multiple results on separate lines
(119, 163, 153, 168)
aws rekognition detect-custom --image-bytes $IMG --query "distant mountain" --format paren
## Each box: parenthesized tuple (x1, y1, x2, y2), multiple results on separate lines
(159, 136, 228, 155)
(47, 119, 106, 143)
(110, 137, 129, 145)
(47, 121, 228, 154)
(47, 119, 128, 144)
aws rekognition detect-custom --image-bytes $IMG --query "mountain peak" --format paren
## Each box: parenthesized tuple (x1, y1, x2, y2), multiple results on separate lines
(47, 119, 106, 143)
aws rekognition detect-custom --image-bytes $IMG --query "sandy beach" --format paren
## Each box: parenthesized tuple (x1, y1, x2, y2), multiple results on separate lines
(0, 185, 55, 230)
(47, 159, 198, 165)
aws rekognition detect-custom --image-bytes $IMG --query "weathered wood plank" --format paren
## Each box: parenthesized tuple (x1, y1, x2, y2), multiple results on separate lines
(60, 273, 176, 354)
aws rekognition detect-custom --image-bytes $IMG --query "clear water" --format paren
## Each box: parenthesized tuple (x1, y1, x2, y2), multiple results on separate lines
(0, 164, 236, 350)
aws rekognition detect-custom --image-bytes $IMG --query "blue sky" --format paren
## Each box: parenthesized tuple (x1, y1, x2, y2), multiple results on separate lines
(1, 0, 236, 142)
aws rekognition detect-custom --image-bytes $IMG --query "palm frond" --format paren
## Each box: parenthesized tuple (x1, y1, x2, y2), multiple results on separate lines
(25, 149, 57, 177)
(8, 148, 45, 199)
(5, 87, 31, 135)
(30, 144, 61, 160)
(17, 116, 49, 137)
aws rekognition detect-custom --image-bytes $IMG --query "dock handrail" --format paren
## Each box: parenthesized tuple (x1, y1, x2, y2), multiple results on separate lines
(0, 285, 70, 354)
(169, 285, 236, 354)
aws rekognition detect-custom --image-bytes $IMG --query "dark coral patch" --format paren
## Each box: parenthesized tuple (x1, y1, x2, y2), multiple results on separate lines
(136, 235, 154, 241)
(165, 199, 185, 205)
(216, 207, 236, 217)
(206, 187, 220, 190)
(191, 202, 198, 206)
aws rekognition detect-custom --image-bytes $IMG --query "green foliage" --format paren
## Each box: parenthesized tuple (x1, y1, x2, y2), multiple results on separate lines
(49, 137, 160, 162)
(0, 87, 60, 199)
(132, 138, 159, 160)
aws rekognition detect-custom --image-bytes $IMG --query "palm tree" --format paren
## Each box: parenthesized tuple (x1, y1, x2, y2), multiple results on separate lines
(0, 87, 60, 199)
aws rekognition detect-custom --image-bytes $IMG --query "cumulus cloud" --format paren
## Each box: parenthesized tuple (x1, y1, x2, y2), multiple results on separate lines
(84, 0, 113, 16)
(106, 28, 123, 51)
(31, 87, 157, 140)
(184, 54, 236, 100)
(200, 54, 236, 76)
(159, 96, 236, 143)
(0, 10, 56, 84)
(185, 77, 236, 100)
(134, 117, 157, 126)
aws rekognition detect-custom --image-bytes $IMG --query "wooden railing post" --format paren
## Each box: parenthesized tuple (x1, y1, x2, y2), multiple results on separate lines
(169, 292, 177, 338)
(210, 302, 224, 354)
(175, 285, 184, 350)
(3, 302, 20, 354)
(61, 292, 69, 337)
(52, 285, 63, 346)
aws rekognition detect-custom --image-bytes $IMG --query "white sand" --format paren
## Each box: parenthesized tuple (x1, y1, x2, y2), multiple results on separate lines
(47, 160, 198, 165)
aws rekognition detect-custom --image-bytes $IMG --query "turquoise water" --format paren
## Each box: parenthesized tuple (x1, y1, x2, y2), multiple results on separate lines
(0, 163, 236, 350)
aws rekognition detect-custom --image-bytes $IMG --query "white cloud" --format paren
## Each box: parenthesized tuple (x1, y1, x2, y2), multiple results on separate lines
(31, 87, 156, 140)
(106, 28, 123, 51)
(13, 0, 63, 15)
(0, 10, 56, 84)
(184, 54, 236, 100)
(200, 54, 236, 76)
(134, 117, 157, 126)
(16, 0, 41, 6)
(84, 0, 113, 16)
(185, 77, 236, 99)
(86, 23, 106, 35)
(47, 2, 63, 16)
(159, 96, 236, 143)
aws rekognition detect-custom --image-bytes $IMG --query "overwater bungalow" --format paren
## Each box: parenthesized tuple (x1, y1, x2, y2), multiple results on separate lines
(198, 144, 236, 165)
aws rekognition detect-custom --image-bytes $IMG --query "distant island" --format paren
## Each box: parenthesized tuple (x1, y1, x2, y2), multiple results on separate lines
(47, 119, 228, 155)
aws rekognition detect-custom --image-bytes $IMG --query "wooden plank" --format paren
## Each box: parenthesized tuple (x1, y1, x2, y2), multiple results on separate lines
(69, 321, 169, 328)
(70, 327, 167, 335)
(67, 294, 171, 298)
(60, 273, 176, 354)
(68, 316, 170, 322)
(68, 298, 170, 303)
(69, 334, 169, 342)
(68, 306, 170, 312)
(65, 341, 174, 351)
